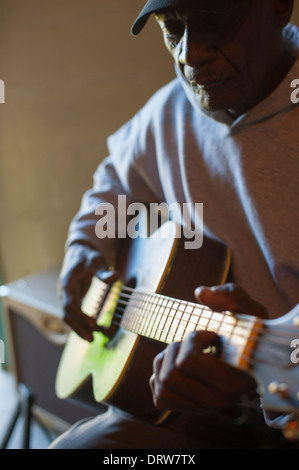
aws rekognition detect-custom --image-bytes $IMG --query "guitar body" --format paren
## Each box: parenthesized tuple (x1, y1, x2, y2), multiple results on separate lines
(55, 222, 230, 421)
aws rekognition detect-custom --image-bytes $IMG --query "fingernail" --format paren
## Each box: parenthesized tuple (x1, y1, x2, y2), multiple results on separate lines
(195, 286, 208, 298)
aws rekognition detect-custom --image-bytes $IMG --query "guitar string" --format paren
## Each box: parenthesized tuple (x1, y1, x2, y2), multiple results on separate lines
(115, 286, 299, 342)
(116, 289, 249, 338)
(117, 306, 299, 372)
(114, 303, 294, 353)
(105, 291, 299, 344)
(106, 308, 292, 371)
(115, 299, 246, 338)
(95, 291, 298, 354)
(121, 286, 299, 339)
(88, 285, 298, 370)
(91, 284, 299, 346)
(93, 281, 299, 338)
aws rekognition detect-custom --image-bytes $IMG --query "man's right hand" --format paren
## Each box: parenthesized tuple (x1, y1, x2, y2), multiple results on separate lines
(58, 243, 118, 342)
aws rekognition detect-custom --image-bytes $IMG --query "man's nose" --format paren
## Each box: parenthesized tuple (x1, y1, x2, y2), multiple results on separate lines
(178, 30, 217, 68)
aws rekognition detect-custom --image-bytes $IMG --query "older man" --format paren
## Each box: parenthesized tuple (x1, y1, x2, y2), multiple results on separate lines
(50, 0, 299, 449)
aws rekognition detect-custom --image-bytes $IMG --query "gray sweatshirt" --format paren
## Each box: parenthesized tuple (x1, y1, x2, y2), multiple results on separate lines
(67, 24, 299, 320)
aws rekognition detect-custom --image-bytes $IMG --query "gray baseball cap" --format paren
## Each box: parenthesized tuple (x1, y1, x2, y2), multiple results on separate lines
(131, 0, 246, 35)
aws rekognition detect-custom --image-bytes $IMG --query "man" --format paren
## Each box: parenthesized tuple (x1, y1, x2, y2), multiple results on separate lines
(50, 0, 299, 449)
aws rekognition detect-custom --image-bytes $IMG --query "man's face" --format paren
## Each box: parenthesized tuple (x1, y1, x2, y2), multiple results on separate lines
(155, 0, 292, 116)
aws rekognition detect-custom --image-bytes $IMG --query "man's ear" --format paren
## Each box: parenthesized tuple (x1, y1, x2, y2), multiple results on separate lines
(275, 0, 294, 27)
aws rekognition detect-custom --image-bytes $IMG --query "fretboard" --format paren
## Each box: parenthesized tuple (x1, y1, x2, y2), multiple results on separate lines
(119, 287, 261, 369)
(82, 278, 262, 371)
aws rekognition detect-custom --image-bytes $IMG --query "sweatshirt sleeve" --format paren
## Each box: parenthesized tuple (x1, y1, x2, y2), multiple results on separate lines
(65, 109, 164, 268)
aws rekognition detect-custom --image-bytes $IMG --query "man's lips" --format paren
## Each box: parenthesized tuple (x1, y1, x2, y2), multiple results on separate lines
(188, 76, 233, 91)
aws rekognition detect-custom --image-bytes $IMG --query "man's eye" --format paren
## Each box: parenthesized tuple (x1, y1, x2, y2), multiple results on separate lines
(163, 20, 184, 37)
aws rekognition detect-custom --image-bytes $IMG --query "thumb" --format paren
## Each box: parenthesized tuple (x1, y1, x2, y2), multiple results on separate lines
(194, 283, 268, 319)
(96, 268, 119, 285)
(84, 248, 119, 285)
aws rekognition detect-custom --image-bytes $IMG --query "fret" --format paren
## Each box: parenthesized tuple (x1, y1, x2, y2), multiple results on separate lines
(174, 304, 192, 342)
(122, 291, 142, 333)
(177, 308, 192, 340)
(156, 297, 171, 341)
(221, 313, 238, 360)
(218, 313, 236, 338)
(153, 299, 180, 342)
(141, 295, 155, 337)
(147, 294, 164, 339)
(143, 293, 163, 338)
(155, 300, 168, 342)
(165, 315, 179, 344)
(159, 305, 175, 343)
(130, 291, 150, 337)
(205, 311, 223, 333)
(135, 291, 152, 335)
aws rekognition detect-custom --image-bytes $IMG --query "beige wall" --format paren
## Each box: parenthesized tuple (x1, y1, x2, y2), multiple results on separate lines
(0, 1, 174, 282)
(0, 1, 299, 283)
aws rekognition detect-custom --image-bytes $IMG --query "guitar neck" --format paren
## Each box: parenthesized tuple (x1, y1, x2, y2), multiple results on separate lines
(119, 287, 263, 371)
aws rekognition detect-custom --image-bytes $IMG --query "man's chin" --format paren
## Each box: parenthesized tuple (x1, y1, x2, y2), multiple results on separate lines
(194, 92, 243, 117)
(194, 94, 227, 114)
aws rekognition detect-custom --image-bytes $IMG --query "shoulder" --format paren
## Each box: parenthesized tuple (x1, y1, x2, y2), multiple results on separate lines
(145, 78, 188, 109)
(134, 77, 191, 129)
(107, 78, 191, 150)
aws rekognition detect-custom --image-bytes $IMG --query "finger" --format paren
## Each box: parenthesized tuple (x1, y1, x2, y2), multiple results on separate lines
(152, 343, 180, 387)
(150, 371, 215, 411)
(150, 339, 235, 411)
(174, 331, 224, 384)
(65, 316, 95, 343)
(150, 344, 201, 410)
(175, 332, 256, 401)
(96, 268, 119, 284)
(194, 283, 268, 318)
(83, 249, 119, 284)
(151, 370, 236, 411)
(64, 296, 101, 342)
(150, 344, 180, 402)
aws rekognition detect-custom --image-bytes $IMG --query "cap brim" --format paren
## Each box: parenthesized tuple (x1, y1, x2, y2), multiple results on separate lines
(131, 0, 244, 36)
(131, 13, 152, 36)
(131, 0, 174, 36)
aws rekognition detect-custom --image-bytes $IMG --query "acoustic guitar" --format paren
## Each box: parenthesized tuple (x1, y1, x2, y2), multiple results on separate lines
(55, 221, 299, 439)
